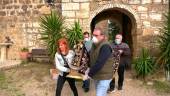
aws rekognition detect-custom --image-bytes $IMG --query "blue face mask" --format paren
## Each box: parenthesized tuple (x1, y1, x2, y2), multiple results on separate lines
(115, 39, 122, 44)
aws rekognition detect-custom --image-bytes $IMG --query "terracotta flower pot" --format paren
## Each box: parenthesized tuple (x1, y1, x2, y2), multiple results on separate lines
(20, 52, 29, 60)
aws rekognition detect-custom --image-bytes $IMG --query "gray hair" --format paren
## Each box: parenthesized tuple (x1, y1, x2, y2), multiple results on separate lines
(94, 27, 108, 36)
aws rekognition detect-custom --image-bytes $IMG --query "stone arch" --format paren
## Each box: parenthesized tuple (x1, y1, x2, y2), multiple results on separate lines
(89, 3, 141, 57)
(89, 3, 141, 30)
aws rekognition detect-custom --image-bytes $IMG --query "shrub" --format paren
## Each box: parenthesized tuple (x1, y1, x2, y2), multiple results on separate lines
(20, 47, 29, 52)
(134, 48, 155, 79)
(40, 11, 64, 58)
(156, 12, 170, 70)
(67, 21, 83, 49)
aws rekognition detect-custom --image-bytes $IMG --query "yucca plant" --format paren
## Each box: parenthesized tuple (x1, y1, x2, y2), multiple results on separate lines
(156, 12, 170, 67)
(134, 48, 155, 79)
(67, 21, 83, 49)
(156, 12, 170, 81)
(40, 11, 65, 58)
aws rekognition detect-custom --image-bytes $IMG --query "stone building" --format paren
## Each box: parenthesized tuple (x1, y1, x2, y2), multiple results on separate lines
(0, 0, 169, 60)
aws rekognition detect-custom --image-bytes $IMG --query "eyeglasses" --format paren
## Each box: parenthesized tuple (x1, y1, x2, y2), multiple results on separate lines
(115, 38, 121, 39)
(92, 35, 99, 37)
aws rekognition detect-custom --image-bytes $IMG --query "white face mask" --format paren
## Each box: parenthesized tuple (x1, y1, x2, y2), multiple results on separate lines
(92, 36, 99, 44)
(84, 38, 90, 42)
(115, 39, 122, 44)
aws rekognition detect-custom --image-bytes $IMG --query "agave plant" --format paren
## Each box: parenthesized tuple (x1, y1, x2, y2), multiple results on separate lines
(67, 21, 83, 49)
(134, 48, 155, 79)
(40, 11, 65, 58)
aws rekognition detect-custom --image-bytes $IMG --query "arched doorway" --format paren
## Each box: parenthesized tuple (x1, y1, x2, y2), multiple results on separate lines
(90, 7, 138, 57)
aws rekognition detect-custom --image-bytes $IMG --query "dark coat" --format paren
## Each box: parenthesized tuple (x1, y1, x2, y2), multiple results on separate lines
(111, 42, 131, 69)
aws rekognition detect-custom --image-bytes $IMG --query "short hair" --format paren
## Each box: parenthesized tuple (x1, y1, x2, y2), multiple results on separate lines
(57, 38, 69, 54)
(93, 27, 103, 34)
(93, 27, 108, 36)
(83, 31, 89, 35)
(115, 34, 123, 39)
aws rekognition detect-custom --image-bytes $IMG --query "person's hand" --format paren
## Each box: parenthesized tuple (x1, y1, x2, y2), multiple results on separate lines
(118, 50, 123, 54)
(67, 68, 71, 73)
(85, 68, 90, 75)
(83, 74, 90, 80)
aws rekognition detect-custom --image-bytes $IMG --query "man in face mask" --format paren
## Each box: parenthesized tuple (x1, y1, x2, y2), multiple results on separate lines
(107, 34, 131, 93)
(83, 32, 92, 52)
(81, 32, 92, 92)
(83, 28, 114, 96)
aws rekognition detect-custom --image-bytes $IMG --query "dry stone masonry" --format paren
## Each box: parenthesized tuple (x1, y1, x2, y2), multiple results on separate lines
(0, 0, 61, 59)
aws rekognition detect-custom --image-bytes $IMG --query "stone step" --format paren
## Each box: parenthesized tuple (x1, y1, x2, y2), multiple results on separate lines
(0, 60, 21, 70)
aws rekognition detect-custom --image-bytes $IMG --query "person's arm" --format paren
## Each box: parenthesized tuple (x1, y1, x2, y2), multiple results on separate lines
(122, 43, 131, 56)
(88, 44, 112, 78)
(84, 45, 90, 67)
(67, 50, 75, 65)
(55, 53, 70, 72)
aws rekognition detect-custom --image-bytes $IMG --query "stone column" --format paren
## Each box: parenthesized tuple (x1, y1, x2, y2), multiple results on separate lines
(0, 43, 12, 62)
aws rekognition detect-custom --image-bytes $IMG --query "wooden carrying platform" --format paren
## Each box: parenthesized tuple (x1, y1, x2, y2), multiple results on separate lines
(50, 69, 83, 80)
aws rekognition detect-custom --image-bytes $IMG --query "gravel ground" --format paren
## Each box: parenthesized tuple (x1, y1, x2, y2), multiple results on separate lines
(0, 63, 169, 96)
(61, 71, 159, 96)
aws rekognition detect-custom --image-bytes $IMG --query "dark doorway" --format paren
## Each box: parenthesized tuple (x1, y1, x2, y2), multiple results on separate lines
(90, 8, 133, 56)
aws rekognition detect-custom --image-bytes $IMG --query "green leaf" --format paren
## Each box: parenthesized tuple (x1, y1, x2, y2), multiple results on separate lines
(134, 48, 155, 79)
(67, 21, 83, 49)
(39, 11, 65, 58)
(156, 12, 170, 68)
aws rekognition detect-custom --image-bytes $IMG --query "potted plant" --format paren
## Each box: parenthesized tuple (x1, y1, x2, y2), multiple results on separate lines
(20, 47, 29, 60)
(156, 12, 170, 81)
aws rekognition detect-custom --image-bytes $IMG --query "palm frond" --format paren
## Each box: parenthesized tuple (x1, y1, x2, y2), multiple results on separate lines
(67, 21, 83, 48)
(157, 12, 170, 66)
(39, 11, 65, 58)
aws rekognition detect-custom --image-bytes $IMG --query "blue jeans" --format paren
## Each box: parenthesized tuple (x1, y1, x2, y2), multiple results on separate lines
(82, 79, 90, 89)
(94, 79, 111, 96)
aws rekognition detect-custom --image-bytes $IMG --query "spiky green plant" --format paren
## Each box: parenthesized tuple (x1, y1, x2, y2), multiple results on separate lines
(67, 21, 83, 49)
(156, 12, 170, 69)
(134, 48, 155, 79)
(40, 11, 65, 58)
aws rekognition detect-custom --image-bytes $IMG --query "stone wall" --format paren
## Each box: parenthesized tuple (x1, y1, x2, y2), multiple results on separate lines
(62, 0, 90, 31)
(0, 0, 61, 59)
(62, 0, 169, 57)
(0, 0, 169, 60)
